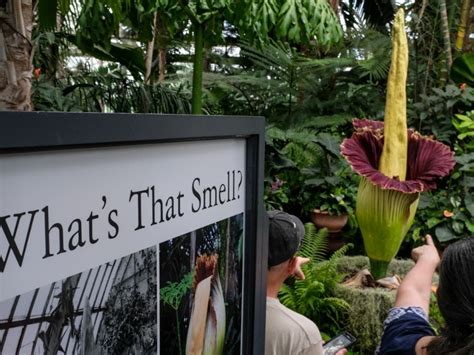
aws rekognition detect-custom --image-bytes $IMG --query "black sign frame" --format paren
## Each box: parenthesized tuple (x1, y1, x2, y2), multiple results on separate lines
(0, 111, 267, 355)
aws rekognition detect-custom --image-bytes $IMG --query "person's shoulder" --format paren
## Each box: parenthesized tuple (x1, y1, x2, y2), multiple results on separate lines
(267, 298, 321, 339)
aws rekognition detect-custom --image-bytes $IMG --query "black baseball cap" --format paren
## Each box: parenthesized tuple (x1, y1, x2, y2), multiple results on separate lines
(267, 210, 305, 267)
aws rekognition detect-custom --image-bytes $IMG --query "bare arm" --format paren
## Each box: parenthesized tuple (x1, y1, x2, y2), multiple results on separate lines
(395, 235, 440, 315)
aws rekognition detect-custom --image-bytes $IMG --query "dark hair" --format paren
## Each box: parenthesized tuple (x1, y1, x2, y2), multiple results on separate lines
(427, 237, 474, 355)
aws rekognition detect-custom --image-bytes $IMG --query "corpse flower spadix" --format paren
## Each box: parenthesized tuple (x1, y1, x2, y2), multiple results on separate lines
(341, 9, 456, 280)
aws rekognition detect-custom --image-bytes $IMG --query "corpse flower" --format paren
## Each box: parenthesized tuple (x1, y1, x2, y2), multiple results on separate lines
(186, 254, 226, 355)
(341, 9, 456, 279)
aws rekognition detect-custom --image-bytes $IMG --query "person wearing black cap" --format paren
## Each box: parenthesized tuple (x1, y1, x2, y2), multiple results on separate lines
(265, 210, 347, 355)
(265, 210, 323, 355)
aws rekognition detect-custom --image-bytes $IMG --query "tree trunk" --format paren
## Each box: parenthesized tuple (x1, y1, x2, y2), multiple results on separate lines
(456, 0, 471, 51)
(439, 0, 453, 85)
(158, 47, 166, 82)
(191, 21, 204, 114)
(145, 11, 159, 84)
(0, 0, 33, 110)
(155, 14, 167, 82)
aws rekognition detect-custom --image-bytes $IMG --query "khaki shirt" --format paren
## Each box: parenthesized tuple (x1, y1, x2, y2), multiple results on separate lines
(265, 297, 324, 355)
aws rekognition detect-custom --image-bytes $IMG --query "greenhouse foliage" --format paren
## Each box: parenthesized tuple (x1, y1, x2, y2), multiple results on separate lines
(1, 0, 473, 353)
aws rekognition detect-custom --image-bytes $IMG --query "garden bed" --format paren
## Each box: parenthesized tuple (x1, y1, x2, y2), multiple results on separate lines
(334, 256, 438, 353)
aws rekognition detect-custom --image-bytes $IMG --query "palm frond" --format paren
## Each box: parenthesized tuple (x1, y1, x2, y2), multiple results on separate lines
(240, 40, 354, 81)
(351, 28, 392, 81)
(348, 0, 395, 30)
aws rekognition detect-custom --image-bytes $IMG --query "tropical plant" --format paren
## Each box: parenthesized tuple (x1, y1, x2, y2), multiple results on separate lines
(32, 63, 192, 113)
(264, 124, 326, 214)
(161, 272, 194, 355)
(409, 187, 473, 245)
(0, 0, 33, 110)
(451, 53, 474, 87)
(264, 123, 356, 216)
(240, 0, 343, 47)
(341, 10, 456, 279)
(409, 84, 474, 142)
(439, 110, 474, 239)
(454, 111, 474, 146)
(237, 40, 355, 125)
(279, 223, 352, 338)
(304, 165, 358, 216)
(340, 0, 395, 31)
(406, 110, 474, 245)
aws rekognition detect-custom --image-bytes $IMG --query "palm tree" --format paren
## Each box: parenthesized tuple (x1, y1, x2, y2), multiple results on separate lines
(0, 0, 33, 110)
(341, 0, 395, 31)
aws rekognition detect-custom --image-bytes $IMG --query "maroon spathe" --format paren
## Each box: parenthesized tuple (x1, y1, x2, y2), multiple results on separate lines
(341, 119, 456, 193)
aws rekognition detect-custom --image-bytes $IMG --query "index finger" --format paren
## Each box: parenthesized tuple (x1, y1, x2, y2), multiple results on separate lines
(425, 234, 434, 246)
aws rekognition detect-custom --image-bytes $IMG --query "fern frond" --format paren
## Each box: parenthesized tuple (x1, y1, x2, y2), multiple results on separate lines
(330, 243, 353, 262)
(279, 226, 353, 334)
(298, 223, 329, 262)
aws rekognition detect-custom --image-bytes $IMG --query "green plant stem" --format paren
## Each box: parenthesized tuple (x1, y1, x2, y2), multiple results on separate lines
(369, 258, 390, 280)
(176, 309, 182, 355)
(192, 21, 204, 114)
(288, 66, 294, 125)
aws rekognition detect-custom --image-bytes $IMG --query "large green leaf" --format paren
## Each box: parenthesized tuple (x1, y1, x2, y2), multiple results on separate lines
(66, 35, 145, 79)
(435, 224, 456, 242)
(37, 0, 70, 30)
(465, 194, 474, 217)
(451, 53, 474, 87)
(38, 0, 58, 30)
(314, 133, 341, 157)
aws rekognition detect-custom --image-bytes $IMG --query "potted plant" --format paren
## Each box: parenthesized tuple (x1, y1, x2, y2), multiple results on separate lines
(303, 166, 357, 234)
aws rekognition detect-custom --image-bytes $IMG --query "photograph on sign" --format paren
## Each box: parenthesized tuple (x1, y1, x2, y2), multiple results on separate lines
(0, 244, 157, 354)
(160, 213, 244, 354)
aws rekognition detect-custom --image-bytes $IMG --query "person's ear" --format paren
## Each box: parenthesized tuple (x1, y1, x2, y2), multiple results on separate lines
(287, 257, 297, 274)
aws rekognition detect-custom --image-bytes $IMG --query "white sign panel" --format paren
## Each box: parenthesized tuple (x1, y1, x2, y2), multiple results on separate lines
(0, 139, 246, 302)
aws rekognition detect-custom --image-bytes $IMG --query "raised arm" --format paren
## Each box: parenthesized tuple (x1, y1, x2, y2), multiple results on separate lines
(395, 235, 440, 315)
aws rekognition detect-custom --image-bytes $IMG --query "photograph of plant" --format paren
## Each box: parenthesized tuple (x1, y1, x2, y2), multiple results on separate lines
(159, 213, 244, 355)
(0, 245, 157, 354)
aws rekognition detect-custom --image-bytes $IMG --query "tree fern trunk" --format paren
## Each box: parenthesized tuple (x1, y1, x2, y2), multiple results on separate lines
(158, 47, 166, 82)
(145, 11, 159, 84)
(455, 0, 471, 51)
(439, 0, 453, 85)
(191, 22, 204, 114)
(0, 0, 33, 110)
